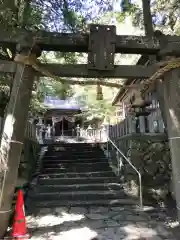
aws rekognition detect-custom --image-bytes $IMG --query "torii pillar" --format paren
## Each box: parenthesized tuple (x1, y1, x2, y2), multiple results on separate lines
(0, 46, 39, 237)
(163, 69, 180, 221)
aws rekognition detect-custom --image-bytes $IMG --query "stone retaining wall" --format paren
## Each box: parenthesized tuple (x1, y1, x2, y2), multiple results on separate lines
(105, 138, 173, 203)
(126, 139, 171, 202)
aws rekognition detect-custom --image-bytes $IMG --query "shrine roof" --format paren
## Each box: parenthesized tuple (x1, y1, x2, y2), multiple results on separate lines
(112, 55, 149, 106)
(43, 96, 82, 110)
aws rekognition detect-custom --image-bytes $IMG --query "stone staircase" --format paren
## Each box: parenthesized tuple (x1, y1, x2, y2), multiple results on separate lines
(26, 142, 138, 211)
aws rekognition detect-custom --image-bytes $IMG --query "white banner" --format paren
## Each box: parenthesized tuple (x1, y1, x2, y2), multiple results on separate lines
(52, 115, 75, 123)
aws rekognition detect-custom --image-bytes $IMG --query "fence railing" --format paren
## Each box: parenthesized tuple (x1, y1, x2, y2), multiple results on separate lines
(109, 113, 165, 139)
(77, 125, 108, 142)
(25, 121, 37, 142)
(35, 124, 108, 143)
(0, 117, 37, 142)
(107, 137, 143, 209)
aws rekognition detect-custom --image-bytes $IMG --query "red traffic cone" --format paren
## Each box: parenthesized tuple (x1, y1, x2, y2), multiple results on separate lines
(11, 190, 30, 239)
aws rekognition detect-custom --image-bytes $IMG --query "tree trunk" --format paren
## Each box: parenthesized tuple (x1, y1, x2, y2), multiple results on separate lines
(0, 61, 35, 237)
(142, 0, 153, 36)
(163, 69, 180, 222)
(142, 0, 167, 129)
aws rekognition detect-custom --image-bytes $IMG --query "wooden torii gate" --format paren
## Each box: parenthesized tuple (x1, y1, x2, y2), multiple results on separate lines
(0, 2, 180, 236)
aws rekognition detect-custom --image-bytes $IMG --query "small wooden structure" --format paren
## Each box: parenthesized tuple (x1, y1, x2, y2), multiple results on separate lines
(42, 96, 82, 137)
(110, 55, 165, 139)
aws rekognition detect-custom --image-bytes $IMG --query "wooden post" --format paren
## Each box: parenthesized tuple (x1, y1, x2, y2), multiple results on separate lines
(127, 115, 136, 134)
(163, 69, 180, 222)
(139, 116, 146, 133)
(157, 109, 165, 133)
(0, 117, 3, 134)
(149, 114, 156, 133)
(0, 49, 36, 236)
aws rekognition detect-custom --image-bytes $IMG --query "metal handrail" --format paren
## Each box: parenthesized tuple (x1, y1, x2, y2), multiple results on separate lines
(107, 136, 143, 209)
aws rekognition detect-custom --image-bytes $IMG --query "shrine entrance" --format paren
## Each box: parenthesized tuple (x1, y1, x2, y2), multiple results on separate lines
(43, 96, 82, 138)
(54, 120, 63, 136)
(53, 116, 75, 136)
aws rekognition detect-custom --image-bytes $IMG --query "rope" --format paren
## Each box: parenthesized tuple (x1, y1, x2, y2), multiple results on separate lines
(13, 54, 180, 91)
(0, 209, 11, 213)
(169, 137, 180, 140)
(121, 57, 180, 91)
(141, 57, 180, 91)
(10, 140, 23, 144)
(14, 55, 122, 88)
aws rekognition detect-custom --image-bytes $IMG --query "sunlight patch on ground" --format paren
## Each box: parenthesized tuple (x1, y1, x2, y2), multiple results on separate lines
(27, 212, 85, 228)
(123, 224, 157, 238)
(29, 219, 164, 240)
(166, 220, 179, 228)
(31, 227, 97, 240)
(53, 227, 97, 240)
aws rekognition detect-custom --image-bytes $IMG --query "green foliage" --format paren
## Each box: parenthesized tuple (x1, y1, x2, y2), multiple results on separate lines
(61, 1, 86, 32)
(119, 0, 180, 34)
(33, 0, 112, 32)
(0, 0, 77, 116)
(0, 1, 44, 116)
(29, 76, 74, 116)
(74, 85, 117, 123)
(0, 0, 118, 120)
(85, 99, 116, 121)
(120, 0, 137, 14)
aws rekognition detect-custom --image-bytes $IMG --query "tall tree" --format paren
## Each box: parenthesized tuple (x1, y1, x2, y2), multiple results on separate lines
(32, 0, 112, 32)
(120, 0, 180, 34)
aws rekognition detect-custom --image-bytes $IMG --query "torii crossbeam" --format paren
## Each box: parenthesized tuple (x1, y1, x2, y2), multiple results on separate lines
(0, 24, 179, 79)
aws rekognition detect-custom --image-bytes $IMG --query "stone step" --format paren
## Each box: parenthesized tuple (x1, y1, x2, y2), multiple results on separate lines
(38, 170, 115, 179)
(26, 198, 138, 209)
(44, 153, 105, 159)
(44, 154, 105, 160)
(43, 154, 106, 159)
(41, 162, 110, 173)
(46, 148, 103, 153)
(42, 158, 107, 164)
(42, 161, 109, 169)
(28, 190, 129, 201)
(46, 146, 103, 151)
(35, 183, 123, 193)
(46, 146, 101, 153)
(38, 176, 118, 185)
(41, 167, 110, 174)
(46, 152, 102, 157)
(47, 143, 100, 148)
(42, 156, 107, 162)
(26, 141, 139, 214)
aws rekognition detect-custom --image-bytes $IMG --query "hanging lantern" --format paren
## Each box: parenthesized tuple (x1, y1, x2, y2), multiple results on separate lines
(96, 83, 103, 100)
